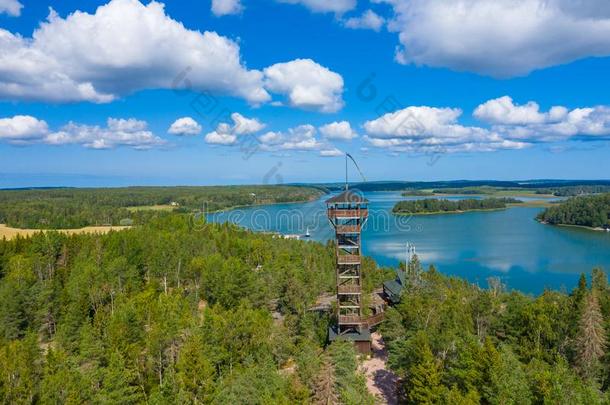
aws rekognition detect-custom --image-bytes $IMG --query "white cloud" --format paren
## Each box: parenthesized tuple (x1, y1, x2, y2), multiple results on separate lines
(0, 0, 268, 104)
(0, 115, 49, 142)
(258, 124, 328, 152)
(264, 59, 345, 113)
(364, 106, 530, 153)
(474, 96, 555, 125)
(0, 0, 22, 16)
(44, 118, 166, 149)
(478, 97, 610, 142)
(276, 0, 356, 14)
(344, 10, 385, 31)
(364, 97, 610, 154)
(168, 117, 202, 136)
(211, 0, 243, 16)
(204, 130, 238, 146)
(320, 148, 344, 157)
(379, 0, 610, 77)
(204, 112, 265, 145)
(319, 121, 357, 140)
(0, 115, 165, 149)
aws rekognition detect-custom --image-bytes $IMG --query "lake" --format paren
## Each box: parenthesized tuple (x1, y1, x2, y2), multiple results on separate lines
(208, 191, 610, 294)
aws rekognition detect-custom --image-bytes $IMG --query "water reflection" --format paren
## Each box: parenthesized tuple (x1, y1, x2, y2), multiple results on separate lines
(208, 192, 610, 294)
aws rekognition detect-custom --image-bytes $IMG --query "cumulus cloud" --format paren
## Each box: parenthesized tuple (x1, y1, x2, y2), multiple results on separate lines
(0, 116, 166, 149)
(364, 96, 610, 154)
(363, 106, 529, 153)
(319, 121, 357, 140)
(264, 59, 345, 113)
(276, 0, 355, 14)
(204, 113, 265, 145)
(319, 148, 344, 157)
(0, 0, 22, 16)
(0, 0, 268, 104)
(474, 96, 551, 125)
(379, 0, 610, 77)
(257, 124, 343, 154)
(44, 118, 166, 149)
(0, 115, 49, 142)
(211, 0, 243, 16)
(476, 97, 610, 142)
(0, 1, 345, 112)
(344, 10, 385, 32)
(168, 117, 202, 136)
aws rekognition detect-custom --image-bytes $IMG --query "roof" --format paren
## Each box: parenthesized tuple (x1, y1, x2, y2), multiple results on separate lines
(328, 325, 371, 342)
(325, 189, 369, 204)
(383, 279, 403, 297)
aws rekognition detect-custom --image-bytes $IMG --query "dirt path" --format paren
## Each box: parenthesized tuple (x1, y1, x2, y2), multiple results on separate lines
(361, 332, 398, 404)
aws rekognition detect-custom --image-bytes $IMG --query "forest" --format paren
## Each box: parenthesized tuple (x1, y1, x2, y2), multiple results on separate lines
(392, 198, 521, 215)
(2, 212, 610, 403)
(537, 193, 610, 229)
(0, 186, 323, 229)
(0, 212, 388, 404)
(381, 258, 610, 404)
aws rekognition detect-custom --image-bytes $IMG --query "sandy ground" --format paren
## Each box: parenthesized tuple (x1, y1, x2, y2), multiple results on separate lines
(0, 224, 130, 240)
(361, 332, 398, 405)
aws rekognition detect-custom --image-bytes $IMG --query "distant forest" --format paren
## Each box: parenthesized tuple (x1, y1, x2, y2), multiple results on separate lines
(537, 193, 610, 229)
(0, 186, 323, 229)
(313, 180, 610, 194)
(392, 198, 521, 215)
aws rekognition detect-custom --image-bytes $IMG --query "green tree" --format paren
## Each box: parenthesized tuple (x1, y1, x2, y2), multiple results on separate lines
(486, 345, 532, 405)
(404, 332, 443, 405)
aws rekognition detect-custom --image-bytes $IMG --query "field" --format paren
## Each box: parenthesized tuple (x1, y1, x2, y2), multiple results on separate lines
(126, 204, 176, 212)
(0, 224, 130, 240)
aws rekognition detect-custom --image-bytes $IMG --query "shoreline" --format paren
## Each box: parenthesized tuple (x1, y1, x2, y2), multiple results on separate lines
(538, 220, 610, 233)
(393, 207, 508, 216)
(205, 192, 326, 214)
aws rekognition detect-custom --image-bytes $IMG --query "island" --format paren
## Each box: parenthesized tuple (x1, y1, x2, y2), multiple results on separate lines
(392, 197, 522, 215)
(537, 193, 610, 231)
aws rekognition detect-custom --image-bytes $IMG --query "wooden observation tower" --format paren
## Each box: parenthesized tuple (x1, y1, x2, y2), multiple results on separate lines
(326, 154, 372, 354)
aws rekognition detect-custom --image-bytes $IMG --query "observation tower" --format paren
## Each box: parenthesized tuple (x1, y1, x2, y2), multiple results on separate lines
(326, 155, 372, 354)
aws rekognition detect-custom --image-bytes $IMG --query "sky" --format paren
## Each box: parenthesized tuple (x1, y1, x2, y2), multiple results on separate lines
(1, 0, 610, 187)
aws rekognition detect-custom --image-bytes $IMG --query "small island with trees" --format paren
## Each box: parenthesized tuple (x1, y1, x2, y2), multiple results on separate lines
(392, 197, 523, 216)
(537, 193, 610, 231)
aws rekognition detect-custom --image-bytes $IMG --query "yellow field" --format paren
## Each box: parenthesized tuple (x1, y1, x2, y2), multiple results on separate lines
(0, 224, 131, 240)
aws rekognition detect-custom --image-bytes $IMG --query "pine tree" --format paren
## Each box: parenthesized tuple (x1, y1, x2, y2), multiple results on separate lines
(405, 335, 443, 404)
(312, 354, 338, 405)
(576, 292, 607, 381)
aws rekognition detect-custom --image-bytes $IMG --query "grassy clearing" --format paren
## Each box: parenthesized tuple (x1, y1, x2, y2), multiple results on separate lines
(126, 205, 176, 212)
(0, 224, 130, 240)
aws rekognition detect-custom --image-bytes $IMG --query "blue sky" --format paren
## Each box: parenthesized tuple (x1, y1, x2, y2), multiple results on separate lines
(1, 0, 610, 187)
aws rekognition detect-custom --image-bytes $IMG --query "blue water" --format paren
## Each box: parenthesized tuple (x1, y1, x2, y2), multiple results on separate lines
(208, 192, 610, 294)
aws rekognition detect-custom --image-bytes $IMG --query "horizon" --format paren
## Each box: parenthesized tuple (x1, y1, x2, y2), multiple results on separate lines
(2, 176, 610, 190)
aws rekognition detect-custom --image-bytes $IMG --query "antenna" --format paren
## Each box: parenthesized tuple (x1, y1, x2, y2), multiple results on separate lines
(344, 153, 367, 190)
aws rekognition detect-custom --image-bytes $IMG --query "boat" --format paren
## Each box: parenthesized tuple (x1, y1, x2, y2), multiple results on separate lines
(304, 227, 311, 238)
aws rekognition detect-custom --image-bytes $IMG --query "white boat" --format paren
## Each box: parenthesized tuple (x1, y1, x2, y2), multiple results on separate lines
(305, 227, 311, 237)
